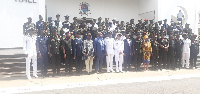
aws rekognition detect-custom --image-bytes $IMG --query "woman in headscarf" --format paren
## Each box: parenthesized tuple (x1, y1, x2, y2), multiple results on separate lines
(142, 35, 152, 71)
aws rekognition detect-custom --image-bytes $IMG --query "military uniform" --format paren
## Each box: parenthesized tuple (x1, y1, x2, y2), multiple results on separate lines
(159, 37, 169, 69)
(23, 17, 35, 35)
(48, 35, 61, 76)
(23, 33, 38, 79)
(133, 37, 142, 71)
(54, 20, 62, 35)
(62, 15, 71, 33)
(36, 15, 45, 36)
(182, 37, 191, 68)
(47, 17, 54, 36)
(167, 39, 175, 69)
(174, 38, 183, 69)
(114, 38, 124, 72)
(37, 35, 49, 76)
(190, 38, 199, 68)
(151, 37, 159, 70)
(62, 37, 73, 74)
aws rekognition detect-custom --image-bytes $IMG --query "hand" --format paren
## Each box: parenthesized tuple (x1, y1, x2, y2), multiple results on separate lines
(124, 54, 126, 56)
(49, 53, 52, 57)
(64, 54, 66, 59)
(74, 55, 76, 59)
(25, 54, 28, 57)
(39, 52, 42, 58)
(133, 52, 135, 56)
(105, 53, 108, 56)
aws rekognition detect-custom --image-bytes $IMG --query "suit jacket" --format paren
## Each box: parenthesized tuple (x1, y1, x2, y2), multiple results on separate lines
(124, 39, 132, 56)
(73, 38, 83, 56)
(94, 37, 105, 56)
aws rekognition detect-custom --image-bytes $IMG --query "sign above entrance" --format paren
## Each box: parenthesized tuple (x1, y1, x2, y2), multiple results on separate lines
(79, 2, 91, 16)
(15, 0, 37, 3)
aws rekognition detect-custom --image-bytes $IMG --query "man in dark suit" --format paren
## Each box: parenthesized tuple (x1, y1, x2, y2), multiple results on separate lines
(123, 33, 132, 72)
(73, 31, 83, 75)
(94, 32, 105, 73)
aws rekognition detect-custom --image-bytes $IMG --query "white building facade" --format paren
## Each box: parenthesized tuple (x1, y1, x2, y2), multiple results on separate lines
(0, 0, 199, 48)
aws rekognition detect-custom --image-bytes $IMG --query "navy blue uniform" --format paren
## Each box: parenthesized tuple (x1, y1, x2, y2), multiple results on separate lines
(62, 21, 71, 30)
(174, 39, 183, 69)
(73, 38, 83, 74)
(36, 21, 45, 35)
(37, 36, 49, 76)
(190, 40, 199, 68)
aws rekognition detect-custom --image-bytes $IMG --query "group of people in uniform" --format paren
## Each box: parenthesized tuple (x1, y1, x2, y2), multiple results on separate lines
(23, 14, 199, 79)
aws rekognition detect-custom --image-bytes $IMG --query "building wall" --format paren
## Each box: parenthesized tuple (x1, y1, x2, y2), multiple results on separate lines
(138, 0, 157, 21)
(157, 0, 198, 34)
(46, 0, 140, 23)
(0, 0, 45, 48)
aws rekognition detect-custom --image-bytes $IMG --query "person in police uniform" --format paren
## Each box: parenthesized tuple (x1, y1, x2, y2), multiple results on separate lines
(23, 17, 35, 36)
(159, 34, 169, 70)
(133, 33, 142, 71)
(73, 31, 84, 75)
(167, 35, 175, 69)
(71, 17, 79, 32)
(23, 27, 38, 79)
(190, 34, 199, 69)
(62, 15, 71, 33)
(97, 17, 102, 27)
(174, 34, 183, 69)
(62, 32, 73, 75)
(36, 28, 49, 77)
(114, 33, 124, 72)
(36, 15, 45, 36)
(54, 14, 62, 35)
(47, 17, 54, 36)
(48, 29, 61, 77)
(104, 32, 115, 73)
(151, 35, 159, 70)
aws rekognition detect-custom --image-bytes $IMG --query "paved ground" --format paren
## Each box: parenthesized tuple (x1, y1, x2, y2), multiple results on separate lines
(24, 77, 200, 94)
(1, 48, 200, 94)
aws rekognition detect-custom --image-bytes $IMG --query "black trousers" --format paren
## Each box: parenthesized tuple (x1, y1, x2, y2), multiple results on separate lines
(175, 53, 182, 69)
(65, 54, 73, 73)
(190, 52, 197, 68)
(124, 54, 131, 71)
(151, 51, 158, 69)
(75, 56, 83, 74)
(159, 51, 167, 69)
(134, 53, 141, 70)
(51, 54, 61, 75)
(167, 53, 175, 69)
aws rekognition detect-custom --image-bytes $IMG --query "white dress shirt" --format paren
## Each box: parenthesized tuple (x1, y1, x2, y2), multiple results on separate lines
(23, 35, 37, 57)
(104, 37, 114, 55)
(182, 38, 191, 53)
(114, 39, 124, 55)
